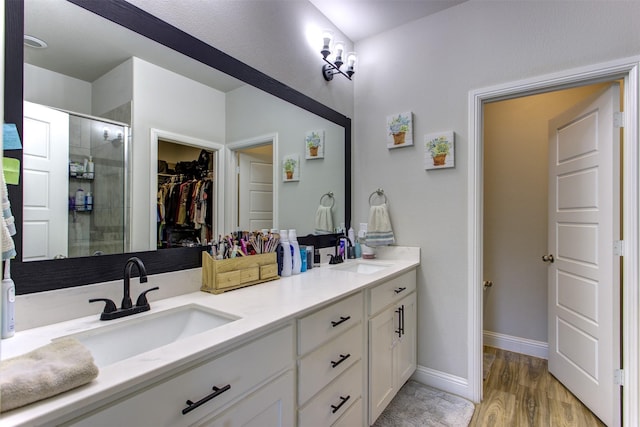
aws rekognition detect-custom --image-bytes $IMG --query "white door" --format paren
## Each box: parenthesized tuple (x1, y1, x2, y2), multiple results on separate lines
(23, 102, 69, 261)
(237, 145, 273, 230)
(547, 84, 620, 426)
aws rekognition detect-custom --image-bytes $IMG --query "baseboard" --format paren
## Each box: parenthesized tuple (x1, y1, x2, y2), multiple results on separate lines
(483, 330, 548, 359)
(411, 365, 473, 401)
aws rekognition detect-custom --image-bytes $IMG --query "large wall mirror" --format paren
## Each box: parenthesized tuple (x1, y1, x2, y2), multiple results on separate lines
(4, 0, 351, 294)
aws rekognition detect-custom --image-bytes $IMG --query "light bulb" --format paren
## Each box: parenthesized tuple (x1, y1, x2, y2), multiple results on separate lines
(334, 41, 344, 67)
(321, 29, 333, 58)
(346, 52, 357, 77)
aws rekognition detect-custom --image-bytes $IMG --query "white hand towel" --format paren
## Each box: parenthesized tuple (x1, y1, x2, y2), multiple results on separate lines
(365, 203, 395, 246)
(315, 205, 334, 234)
(0, 338, 99, 412)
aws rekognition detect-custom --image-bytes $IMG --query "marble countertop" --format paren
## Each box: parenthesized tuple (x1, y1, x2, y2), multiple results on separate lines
(0, 247, 419, 426)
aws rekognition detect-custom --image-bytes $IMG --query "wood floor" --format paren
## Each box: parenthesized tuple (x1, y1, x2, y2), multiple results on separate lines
(469, 346, 606, 427)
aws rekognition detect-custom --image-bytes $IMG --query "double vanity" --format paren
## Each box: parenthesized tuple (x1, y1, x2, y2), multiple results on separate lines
(0, 247, 419, 426)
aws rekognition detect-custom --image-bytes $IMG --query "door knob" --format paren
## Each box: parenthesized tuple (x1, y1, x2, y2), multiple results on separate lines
(542, 254, 554, 263)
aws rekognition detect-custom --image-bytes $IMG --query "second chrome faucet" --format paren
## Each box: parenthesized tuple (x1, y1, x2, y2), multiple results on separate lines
(89, 256, 159, 321)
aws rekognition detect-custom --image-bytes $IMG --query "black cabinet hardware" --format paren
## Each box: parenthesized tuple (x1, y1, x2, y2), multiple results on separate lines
(182, 384, 231, 415)
(330, 353, 351, 368)
(331, 315, 351, 327)
(395, 305, 405, 338)
(394, 287, 407, 294)
(330, 395, 351, 414)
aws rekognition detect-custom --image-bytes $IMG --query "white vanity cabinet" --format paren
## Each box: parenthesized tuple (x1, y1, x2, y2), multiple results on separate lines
(296, 291, 364, 427)
(64, 324, 294, 427)
(368, 269, 417, 425)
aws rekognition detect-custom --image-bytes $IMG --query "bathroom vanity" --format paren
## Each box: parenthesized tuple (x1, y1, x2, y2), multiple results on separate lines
(0, 247, 419, 426)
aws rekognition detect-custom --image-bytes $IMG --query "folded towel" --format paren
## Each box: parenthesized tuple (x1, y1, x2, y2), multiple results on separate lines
(315, 205, 334, 235)
(0, 338, 99, 412)
(1, 171, 16, 260)
(365, 203, 395, 247)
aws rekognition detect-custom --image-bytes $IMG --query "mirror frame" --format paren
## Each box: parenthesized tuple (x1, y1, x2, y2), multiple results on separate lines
(4, 0, 351, 294)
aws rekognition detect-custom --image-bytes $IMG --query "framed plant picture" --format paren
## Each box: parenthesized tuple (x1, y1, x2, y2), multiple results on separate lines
(425, 131, 455, 170)
(386, 112, 413, 149)
(282, 154, 300, 182)
(305, 130, 324, 159)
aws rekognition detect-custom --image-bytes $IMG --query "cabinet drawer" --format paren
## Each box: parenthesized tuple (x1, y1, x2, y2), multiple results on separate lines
(198, 370, 295, 427)
(298, 292, 363, 355)
(298, 323, 362, 404)
(369, 270, 416, 315)
(68, 325, 293, 427)
(298, 360, 362, 427)
(333, 396, 363, 427)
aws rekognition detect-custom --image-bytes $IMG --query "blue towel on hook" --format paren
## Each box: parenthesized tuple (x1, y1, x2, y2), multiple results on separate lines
(366, 203, 395, 246)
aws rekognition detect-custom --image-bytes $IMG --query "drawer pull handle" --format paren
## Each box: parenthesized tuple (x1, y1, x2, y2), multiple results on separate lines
(394, 287, 407, 294)
(182, 384, 231, 415)
(331, 353, 351, 368)
(330, 395, 351, 414)
(331, 315, 351, 328)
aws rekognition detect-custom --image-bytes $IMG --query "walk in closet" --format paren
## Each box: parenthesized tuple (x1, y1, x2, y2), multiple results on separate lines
(157, 140, 215, 249)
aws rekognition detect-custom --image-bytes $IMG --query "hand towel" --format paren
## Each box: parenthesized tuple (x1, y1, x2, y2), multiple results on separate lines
(0, 338, 99, 412)
(1, 171, 16, 260)
(315, 205, 334, 235)
(365, 203, 395, 246)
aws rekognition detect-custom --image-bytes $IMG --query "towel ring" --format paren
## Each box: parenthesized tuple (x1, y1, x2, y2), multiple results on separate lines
(369, 188, 388, 206)
(320, 192, 335, 208)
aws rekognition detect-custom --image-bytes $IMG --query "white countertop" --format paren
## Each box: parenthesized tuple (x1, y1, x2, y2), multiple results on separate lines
(0, 247, 419, 426)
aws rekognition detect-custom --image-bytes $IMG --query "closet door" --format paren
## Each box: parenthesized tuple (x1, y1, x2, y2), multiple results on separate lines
(237, 146, 273, 230)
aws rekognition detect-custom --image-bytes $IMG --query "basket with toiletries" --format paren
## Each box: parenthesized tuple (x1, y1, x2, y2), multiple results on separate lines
(201, 231, 280, 294)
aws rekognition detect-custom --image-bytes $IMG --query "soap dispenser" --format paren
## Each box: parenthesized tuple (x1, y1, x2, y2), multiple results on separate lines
(280, 230, 292, 277)
(289, 229, 302, 274)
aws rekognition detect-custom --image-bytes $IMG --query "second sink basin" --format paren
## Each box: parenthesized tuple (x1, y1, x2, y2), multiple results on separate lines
(332, 261, 391, 274)
(61, 304, 239, 367)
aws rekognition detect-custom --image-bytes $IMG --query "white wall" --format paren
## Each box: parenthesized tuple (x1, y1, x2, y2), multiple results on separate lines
(23, 63, 92, 114)
(92, 59, 133, 117)
(353, 0, 640, 386)
(226, 85, 345, 234)
(483, 83, 609, 345)
(131, 57, 226, 251)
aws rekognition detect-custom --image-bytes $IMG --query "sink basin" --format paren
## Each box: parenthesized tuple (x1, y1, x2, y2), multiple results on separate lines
(60, 305, 239, 367)
(332, 261, 391, 274)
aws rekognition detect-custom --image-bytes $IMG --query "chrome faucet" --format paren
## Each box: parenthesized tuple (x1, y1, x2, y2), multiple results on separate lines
(89, 256, 159, 321)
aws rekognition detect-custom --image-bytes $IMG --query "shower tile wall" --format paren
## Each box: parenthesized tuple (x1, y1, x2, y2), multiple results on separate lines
(68, 115, 92, 258)
(68, 104, 128, 258)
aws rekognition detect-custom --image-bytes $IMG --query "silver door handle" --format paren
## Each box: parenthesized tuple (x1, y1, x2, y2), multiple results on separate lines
(542, 254, 554, 263)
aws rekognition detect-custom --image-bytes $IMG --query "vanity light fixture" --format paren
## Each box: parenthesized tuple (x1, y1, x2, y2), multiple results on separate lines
(320, 30, 356, 81)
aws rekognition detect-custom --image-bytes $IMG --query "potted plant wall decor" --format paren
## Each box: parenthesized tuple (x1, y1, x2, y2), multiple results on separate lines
(305, 130, 324, 159)
(282, 154, 300, 181)
(386, 112, 413, 148)
(424, 131, 455, 170)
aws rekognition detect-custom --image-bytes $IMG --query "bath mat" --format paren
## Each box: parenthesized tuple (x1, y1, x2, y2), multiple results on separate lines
(373, 380, 475, 427)
(483, 352, 496, 380)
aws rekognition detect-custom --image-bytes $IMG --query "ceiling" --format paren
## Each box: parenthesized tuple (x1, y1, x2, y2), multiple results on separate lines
(308, 0, 468, 42)
(24, 0, 244, 92)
